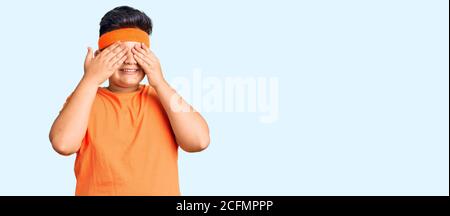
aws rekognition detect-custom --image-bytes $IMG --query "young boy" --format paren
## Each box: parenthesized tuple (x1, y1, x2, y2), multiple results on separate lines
(49, 6, 210, 196)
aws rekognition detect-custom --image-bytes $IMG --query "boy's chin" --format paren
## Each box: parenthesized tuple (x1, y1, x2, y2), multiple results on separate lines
(111, 78, 143, 88)
(118, 80, 142, 87)
(109, 73, 145, 88)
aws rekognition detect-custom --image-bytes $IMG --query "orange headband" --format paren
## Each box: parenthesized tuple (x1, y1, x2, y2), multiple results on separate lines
(98, 28, 150, 50)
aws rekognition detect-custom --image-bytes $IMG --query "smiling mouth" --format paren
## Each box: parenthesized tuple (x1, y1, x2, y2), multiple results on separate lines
(120, 68, 140, 74)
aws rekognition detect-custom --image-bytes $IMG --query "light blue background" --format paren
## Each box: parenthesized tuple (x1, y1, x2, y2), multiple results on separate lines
(0, 0, 448, 195)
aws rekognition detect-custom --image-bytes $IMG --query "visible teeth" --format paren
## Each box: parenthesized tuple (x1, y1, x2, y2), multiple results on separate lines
(123, 69, 137, 72)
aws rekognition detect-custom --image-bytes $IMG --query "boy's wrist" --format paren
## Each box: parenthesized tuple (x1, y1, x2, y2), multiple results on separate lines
(152, 79, 170, 93)
(81, 75, 101, 88)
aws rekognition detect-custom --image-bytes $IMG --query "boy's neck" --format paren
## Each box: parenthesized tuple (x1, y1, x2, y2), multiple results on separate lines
(107, 84, 140, 93)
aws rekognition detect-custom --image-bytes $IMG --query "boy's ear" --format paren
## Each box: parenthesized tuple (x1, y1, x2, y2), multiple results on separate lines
(94, 50, 100, 57)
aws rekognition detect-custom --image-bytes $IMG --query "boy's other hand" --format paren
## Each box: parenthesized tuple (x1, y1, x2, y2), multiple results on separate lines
(132, 43, 166, 89)
(83, 42, 128, 85)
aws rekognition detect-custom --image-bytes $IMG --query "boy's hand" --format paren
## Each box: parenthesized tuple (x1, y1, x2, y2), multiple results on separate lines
(83, 42, 128, 85)
(132, 43, 166, 89)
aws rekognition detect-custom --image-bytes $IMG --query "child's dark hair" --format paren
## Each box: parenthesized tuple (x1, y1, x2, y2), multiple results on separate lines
(99, 6, 152, 36)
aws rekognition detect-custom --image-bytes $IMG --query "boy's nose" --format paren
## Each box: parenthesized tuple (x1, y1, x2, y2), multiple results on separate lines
(124, 49, 137, 64)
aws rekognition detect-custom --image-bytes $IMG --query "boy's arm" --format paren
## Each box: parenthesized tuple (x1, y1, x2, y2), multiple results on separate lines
(49, 78, 98, 155)
(154, 81, 210, 153)
(49, 42, 128, 156)
(132, 43, 210, 153)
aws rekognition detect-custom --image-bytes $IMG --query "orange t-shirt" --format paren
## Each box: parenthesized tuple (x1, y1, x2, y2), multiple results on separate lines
(66, 84, 180, 196)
